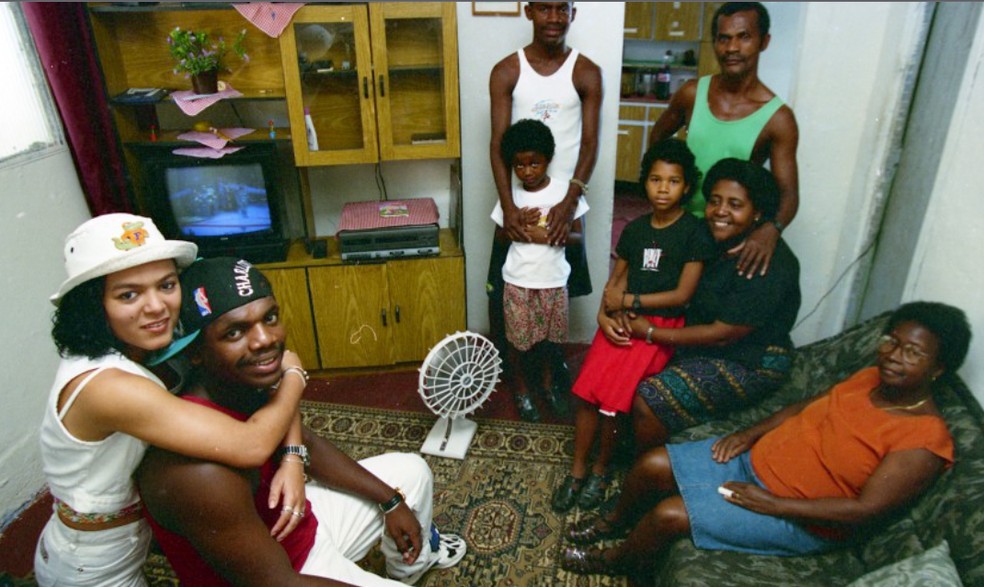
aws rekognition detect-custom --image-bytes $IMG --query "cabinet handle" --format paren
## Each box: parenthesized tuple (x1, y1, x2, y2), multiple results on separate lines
(378, 74, 386, 97)
(395, 304, 401, 323)
(624, 27, 639, 34)
(617, 129, 630, 136)
(381, 308, 387, 327)
(363, 76, 369, 99)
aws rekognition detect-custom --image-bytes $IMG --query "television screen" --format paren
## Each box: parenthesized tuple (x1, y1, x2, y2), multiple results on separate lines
(164, 163, 274, 238)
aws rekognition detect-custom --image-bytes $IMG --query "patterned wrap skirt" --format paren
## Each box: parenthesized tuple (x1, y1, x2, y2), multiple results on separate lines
(636, 346, 792, 433)
(503, 283, 569, 352)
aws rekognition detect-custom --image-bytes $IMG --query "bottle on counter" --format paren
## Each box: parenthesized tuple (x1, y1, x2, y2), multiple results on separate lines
(304, 106, 319, 151)
(655, 51, 672, 101)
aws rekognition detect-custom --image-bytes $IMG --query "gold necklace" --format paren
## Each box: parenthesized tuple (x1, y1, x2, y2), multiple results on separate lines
(883, 397, 931, 411)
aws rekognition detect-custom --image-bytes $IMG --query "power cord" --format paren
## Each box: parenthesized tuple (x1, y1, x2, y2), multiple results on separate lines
(374, 162, 389, 201)
(792, 237, 877, 330)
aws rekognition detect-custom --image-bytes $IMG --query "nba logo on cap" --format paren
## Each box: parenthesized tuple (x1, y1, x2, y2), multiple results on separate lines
(193, 287, 212, 317)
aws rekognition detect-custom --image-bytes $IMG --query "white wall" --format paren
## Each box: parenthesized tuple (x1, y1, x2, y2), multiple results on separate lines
(781, 3, 931, 344)
(308, 159, 458, 236)
(905, 10, 984, 402)
(0, 148, 90, 527)
(457, 2, 624, 342)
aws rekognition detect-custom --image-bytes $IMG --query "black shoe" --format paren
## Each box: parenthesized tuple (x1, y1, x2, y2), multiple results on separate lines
(515, 394, 540, 422)
(577, 472, 611, 510)
(546, 383, 571, 418)
(552, 474, 584, 512)
(553, 360, 573, 393)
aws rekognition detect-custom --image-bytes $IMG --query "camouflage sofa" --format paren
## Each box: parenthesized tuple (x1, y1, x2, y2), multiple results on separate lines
(656, 313, 984, 586)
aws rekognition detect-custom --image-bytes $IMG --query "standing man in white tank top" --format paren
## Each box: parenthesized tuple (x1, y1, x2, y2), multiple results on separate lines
(489, 1, 603, 422)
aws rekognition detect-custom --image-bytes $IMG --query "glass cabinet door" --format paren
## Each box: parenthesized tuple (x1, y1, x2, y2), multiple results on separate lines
(281, 6, 378, 166)
(369, 3, 460, 161)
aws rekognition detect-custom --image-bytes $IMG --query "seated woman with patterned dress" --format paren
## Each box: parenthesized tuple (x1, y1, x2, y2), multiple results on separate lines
(603, 157, 802, 452)
(560, 300, 971, 578)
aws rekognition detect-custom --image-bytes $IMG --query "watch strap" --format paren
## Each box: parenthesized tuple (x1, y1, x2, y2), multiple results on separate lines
(378, 487, 406, 514)
(280, 444, 309, 467)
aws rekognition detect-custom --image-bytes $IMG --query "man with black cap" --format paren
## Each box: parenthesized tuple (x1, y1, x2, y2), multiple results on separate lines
(137, 257, 465, 586)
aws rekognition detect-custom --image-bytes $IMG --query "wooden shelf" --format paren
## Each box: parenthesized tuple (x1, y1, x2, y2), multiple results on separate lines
(89, 3, 238, 13)
(259, 228, 462, 271)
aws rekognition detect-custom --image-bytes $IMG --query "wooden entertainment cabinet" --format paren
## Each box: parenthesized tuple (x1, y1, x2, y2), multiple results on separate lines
(87, 3, 465, 370)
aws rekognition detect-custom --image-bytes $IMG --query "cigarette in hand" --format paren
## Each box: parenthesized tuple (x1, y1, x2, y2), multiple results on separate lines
(718, 486, 734, 498)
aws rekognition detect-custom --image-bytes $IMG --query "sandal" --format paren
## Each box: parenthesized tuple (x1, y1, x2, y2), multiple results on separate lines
(560, 546, 623, 576)
(566, 514, 625, 545)
(576, 472, 611, 509)
(551, 475, 584, 513)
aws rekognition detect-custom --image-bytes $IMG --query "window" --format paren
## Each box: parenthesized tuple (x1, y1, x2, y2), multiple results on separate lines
(0, 3, 64, 163)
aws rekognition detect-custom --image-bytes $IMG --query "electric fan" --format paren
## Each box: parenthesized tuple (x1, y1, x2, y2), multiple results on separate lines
(418, 331, 502, 459)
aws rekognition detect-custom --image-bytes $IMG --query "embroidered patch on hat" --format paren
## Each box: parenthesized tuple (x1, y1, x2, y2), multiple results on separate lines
(193, 286, 213, 318)
(112, 221, 151, 251)
(233, 259, 255, 297)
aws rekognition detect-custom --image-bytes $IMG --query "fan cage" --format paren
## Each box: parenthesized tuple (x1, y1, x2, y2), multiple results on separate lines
(418, 331, 501, 419)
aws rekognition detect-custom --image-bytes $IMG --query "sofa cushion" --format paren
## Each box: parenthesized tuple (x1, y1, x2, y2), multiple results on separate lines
(653, 537, 866, 587)
(846, 540, 962, 587)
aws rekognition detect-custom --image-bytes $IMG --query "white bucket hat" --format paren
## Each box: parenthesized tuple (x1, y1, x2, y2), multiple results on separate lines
(50, 213, 198, 306)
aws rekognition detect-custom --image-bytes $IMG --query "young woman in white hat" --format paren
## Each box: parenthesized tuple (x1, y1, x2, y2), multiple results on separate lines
(35, 213, 309, 587)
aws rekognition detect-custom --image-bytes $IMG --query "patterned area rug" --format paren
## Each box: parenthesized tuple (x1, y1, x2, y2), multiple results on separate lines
(144, 401, 627, 587)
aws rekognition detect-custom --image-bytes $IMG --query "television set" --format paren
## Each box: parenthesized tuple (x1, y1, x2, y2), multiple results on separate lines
(136, 144, 291, 264)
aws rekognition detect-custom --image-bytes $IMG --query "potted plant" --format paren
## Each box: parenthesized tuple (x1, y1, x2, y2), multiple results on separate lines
(167, 27, 248, 94)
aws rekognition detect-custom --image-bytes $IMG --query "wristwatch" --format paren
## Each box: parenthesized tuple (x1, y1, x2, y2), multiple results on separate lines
(769, 218, 786, 233)
(378, 487, 406, 515)
(569, 178, 589, 195)
(280, 444, 310, 467)
(632, 293, 642, 313)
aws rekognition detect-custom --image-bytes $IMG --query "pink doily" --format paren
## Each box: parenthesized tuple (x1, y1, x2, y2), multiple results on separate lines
(176, 128, 255, 150)
(234, 3, 305, 38)
(171, 83, 244, 117)
(172, 146, 245, 159)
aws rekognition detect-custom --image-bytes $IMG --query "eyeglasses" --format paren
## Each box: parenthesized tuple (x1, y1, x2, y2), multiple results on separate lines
(877, 334, 931, 365)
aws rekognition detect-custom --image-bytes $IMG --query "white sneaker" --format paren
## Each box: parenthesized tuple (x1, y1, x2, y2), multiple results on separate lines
(393, 532, 467, 585)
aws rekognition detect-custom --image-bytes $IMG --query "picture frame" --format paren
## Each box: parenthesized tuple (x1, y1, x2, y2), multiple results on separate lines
(472, 2, 522, 17)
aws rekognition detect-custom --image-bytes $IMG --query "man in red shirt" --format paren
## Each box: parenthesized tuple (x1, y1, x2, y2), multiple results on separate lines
(137, 257, 465, 586)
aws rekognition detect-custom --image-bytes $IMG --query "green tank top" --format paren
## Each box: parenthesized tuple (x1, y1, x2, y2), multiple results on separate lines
(685, 76, 784, 217)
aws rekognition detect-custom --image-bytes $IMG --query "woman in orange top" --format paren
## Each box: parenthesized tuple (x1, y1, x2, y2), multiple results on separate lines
(558, 301, 971, 577)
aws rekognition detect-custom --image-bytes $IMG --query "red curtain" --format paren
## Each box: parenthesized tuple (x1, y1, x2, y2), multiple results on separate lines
(22, 2, 131, 215)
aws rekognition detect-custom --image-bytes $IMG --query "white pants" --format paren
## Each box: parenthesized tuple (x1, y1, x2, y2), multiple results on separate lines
(301, 452, 438, 586)
(33, 514, 151, 587)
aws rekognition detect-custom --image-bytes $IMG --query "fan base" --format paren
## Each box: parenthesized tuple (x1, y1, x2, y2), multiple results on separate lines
(420, 416, 477, 460)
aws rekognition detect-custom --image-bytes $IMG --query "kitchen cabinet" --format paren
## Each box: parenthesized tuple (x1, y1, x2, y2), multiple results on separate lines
(623, 2, 654, 40)
(653, 2, 703, 41)
(615, 104, 676, 184)
(615, 106, 649, 183)
(280, 3, 459, 166)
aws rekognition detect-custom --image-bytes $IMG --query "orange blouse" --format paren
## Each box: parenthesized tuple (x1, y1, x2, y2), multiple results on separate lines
(751, 367, 953, 502)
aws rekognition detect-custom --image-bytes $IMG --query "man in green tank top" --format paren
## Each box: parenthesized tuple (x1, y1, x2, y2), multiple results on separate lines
(649, 2, 799, 279)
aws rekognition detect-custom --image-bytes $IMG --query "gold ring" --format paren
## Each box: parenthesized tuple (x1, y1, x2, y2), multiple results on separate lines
(291, 510, 304, 518)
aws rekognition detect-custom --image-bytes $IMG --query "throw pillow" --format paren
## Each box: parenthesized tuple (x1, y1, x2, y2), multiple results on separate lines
(847, 540, 963, 587)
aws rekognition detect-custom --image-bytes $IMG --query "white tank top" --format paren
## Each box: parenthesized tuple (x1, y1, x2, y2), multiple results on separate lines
(512, 48, 582, 180)
(39, 353, 165, 514)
